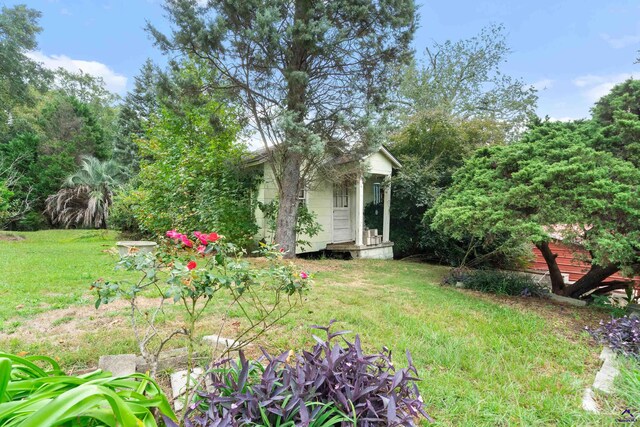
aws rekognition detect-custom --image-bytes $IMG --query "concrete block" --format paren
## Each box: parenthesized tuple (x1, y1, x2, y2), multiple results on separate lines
(582, 387, 599, 413)
(135, 347, 189, 373)
(170, 368, 204, 411)
(98, 354, 137, 377)
(593, 347, 619, 394)
(548, 294, 587, 307)
(202, 335, 236, 349)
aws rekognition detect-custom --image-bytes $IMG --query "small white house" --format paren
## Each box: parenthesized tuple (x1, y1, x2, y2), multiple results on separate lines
(248, 146, 401, 259)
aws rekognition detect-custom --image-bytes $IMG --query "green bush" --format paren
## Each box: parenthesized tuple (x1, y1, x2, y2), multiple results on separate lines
(0, 352, 176, 426)
(443, 267, 548, 297)
(129, 62, 261, 247)
(108, 184, 145, 236)
(16, 211, 48, 231)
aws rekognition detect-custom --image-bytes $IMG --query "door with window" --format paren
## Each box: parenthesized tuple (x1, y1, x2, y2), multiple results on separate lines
(332, 184, 352, 242)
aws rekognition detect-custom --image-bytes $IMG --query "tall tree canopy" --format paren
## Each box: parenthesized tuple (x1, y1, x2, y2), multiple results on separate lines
(115, 59, 160, 172)
(399, 23, 537, 138)
(147, 0, 417, 256)
(431, 120, 640, 298)
(591, 78, 640, 167)
(0, 4, 49, 139)
(385, 25, 535, 261)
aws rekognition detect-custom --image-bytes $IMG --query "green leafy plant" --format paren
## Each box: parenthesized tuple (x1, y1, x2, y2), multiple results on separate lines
(443, 267, 548, 297)
(131, 60, 260, 247)
(590, 295, 627, 317)
(258, 199, 322, 250)
(0, 352, 176, 426)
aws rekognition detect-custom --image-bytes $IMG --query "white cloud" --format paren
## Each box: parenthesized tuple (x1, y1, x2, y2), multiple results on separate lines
(531, 78, 554, 91)
(601, 32, 640, 49)
(572, 72, 637, 102)
(27, 51, 128, 95)
(548, 116, 577, 123)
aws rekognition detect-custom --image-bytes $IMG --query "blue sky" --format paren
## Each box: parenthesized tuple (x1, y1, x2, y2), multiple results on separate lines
(6, 0, 640, 120)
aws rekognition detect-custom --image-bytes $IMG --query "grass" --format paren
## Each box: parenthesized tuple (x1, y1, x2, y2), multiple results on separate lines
(0, 229, 626, 425)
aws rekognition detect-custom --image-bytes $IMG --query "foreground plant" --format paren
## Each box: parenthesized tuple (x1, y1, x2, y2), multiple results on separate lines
(0, 352, 176, 427)
(187, 321, 432, 426)
(93, 230, 309, 415)
(587, 316, 640, 359)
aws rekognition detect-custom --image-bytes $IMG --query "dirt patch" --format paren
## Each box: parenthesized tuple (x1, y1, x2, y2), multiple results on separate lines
(0, 233, 25, 241)
(0, 297, 162, 343)
(248, 256, 347, 274)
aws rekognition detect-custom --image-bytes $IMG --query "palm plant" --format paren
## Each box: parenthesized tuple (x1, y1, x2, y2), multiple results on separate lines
(45, 156, 126, 229)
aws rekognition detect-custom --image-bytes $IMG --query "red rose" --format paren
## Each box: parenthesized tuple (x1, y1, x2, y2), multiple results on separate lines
(207, 232, 219, 243)
(187, 261, 197, 270)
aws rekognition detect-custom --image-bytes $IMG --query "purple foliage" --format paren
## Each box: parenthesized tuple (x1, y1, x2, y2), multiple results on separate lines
(185, 321, 432, 426)
(587, 316, 640, 358)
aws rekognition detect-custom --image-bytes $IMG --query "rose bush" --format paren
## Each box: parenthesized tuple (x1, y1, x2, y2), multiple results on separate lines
(93, 230, 310, 414)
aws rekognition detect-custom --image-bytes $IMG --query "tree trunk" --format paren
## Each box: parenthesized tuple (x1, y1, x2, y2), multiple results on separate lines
(564, 263, 620, 298)
(275, 153, 302, 258)
(535, 241, 566, 294)
(274, 0, 312, 259)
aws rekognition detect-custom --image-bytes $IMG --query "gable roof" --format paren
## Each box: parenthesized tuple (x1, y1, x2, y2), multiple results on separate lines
(245, 145, 401, 169)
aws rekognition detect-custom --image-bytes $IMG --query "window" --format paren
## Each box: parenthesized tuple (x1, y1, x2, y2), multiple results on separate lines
(373, 182, 382, 205)
(333, 184, 348, 208)
(298, 187, 307, 206)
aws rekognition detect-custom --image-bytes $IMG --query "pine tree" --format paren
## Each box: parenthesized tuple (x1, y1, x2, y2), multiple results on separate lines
(114, 59, 159, 172)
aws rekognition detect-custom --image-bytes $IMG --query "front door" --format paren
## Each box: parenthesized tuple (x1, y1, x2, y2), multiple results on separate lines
(332, 184, 351, 243)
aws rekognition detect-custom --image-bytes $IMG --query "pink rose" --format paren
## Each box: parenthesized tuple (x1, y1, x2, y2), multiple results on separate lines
(166, 229, 180, 239)
(180, 235, 193, 248)
(300, 271, 309, 279)
(197, 245, 206, 255)
(194, 231, 208, 245)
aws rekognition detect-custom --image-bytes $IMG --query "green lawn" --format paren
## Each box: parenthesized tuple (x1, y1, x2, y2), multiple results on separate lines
(0, 230, 623, 425)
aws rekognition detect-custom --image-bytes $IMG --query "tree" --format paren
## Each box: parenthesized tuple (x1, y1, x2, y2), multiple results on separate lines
(45, 156, 126, 229)
(592, 78, 640, 167)
(384, 111, 507, 260)
(147, 0, 416, 256)
(385, 25, 534, 260)
(399, 23, 537, 139)
(0, 4, 50, 140)
(431, 120, 640, 298)
(130, 60, 259, 245)
(115, 59, 159, 172)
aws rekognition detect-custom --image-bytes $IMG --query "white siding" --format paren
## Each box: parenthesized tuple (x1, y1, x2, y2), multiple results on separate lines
(364, 151, 393, 175)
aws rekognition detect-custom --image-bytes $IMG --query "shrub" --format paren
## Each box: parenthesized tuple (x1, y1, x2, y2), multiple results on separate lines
(186, 321, 431, 426)
(443, 267, 548, 297)
(258, 199, 322, 250)
(588, 316, 640, 359)
(0, 352, 177, 426)
(108, 184, 145, 235)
